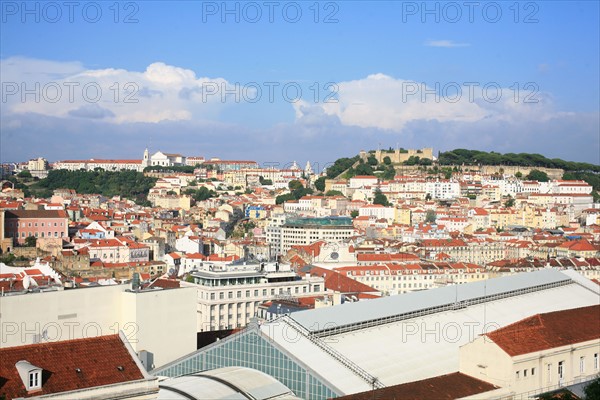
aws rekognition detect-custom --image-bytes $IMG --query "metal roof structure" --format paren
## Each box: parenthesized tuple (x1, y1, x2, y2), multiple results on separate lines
(291, 268, 573, 335)
(158, 366, 301, 400)
(154, 269, 600, 399)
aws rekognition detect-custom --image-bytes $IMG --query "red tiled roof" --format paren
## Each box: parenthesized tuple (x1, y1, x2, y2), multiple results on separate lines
(0, 335, 145, 398)
(333, 372, 498, 400)
(305, 266, 379, 294)
(486, 305, 600, 357)
(356, 253, 419, 262)
(5, 210, 67, 219)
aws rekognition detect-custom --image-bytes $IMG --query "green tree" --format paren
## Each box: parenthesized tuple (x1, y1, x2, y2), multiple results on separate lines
(367, 155, 378, 166)
(25, 236, 37, 247)
(350, 210, 359, 218)
(425, 210, 437, 223)
(425, 193, 432, 201)
(17, 170, 32, 178)
(259, 176, 273, 185)
(373, 189, 390, 206)
(584, 376, 600, 400)
(383, 156, 392, 165)
(515, 171, 523, 179)
(325, 190, 344, 196)
(275, 193, 296, 204)
(526, 169, 550, 182)
(504, 196, 515, 208)
(288, 180, 304, 191)
(355, 163, 374, 176)
(379, 165, 396, 181)
(314, 176, 326, 192)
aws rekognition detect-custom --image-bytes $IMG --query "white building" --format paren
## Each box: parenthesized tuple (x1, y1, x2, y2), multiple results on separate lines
(276, 216, 355, 254)
(425, 180, 461, 199)
(150, 151, 186, 167)
(182, 261, 326, 332)
(0, 283, 197, 369)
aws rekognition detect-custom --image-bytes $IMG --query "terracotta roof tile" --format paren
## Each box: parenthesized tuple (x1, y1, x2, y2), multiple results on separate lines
(333, 372, 498, 400)
(0, 335, 145, 398)
(486, 305, 600, 357)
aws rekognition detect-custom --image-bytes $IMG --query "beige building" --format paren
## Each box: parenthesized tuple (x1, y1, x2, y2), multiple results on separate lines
(459, 305, 600, 398)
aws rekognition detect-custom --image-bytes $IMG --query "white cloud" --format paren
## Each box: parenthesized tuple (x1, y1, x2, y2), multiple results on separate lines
(293, 73, 562, 132)
(425, 40, 470, 48)
(0, 57, 242, 124)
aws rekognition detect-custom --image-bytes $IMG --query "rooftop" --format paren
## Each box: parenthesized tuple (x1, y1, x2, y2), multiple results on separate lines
(486, 304, 600, 356)
(0, 334, 150, 399)
(333, 372, 498, 400)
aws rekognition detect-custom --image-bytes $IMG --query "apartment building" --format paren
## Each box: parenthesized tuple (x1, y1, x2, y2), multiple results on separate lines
(335, 262, 488, 295)
(277, 216, 356, 254)
(182, 261, 326, 332)
(4, 209, 68, 244)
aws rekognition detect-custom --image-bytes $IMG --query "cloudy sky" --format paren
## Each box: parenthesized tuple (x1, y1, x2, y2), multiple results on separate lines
(1, 1, 598, 170)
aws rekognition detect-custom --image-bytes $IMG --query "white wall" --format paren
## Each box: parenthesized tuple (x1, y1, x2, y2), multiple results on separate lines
(0, 284, 197, 369)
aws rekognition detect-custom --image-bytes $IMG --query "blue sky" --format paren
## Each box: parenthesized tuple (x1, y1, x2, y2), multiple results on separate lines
(1, 1, 598, 168)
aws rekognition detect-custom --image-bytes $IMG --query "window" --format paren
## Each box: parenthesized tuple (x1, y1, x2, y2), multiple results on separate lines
(580, 356, 585, 374)
(228, 291, 233, 299)
(558, 361, 564, 380)
(219, 292, 224, 300)
(516, 371, 520, 379)
(262, 289, 267, 296)
(524, 369, 527, 377)
(29, 371, 39, 388)
(254, 290, 258, 297)
(547, 364, 552, 383)
(210, 293, 215, 300)
(594, 353, 599, 370)
(532, 368, 535, 376)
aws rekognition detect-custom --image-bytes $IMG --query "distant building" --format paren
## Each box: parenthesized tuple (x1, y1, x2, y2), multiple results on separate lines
(4, 209, 68, 244)
(54, 158, 144, 172)
(268, 216, 355, 254)
(203, 159, 259, 171)
(150, 151, 186, 167)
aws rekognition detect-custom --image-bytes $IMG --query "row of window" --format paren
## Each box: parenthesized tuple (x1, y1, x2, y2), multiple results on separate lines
(208, 285, 314, 300)
(9, 221, 64, 227)
(523, 354, 600, 383)
(12, 231, 63, 238)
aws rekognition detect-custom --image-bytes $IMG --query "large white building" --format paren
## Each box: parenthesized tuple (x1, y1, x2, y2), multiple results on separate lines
(54, 158, 144, 172)
(267, 216, 356, 255)
(154, 269, 600, 399)
(181, 260, 326, 332)
(0, 282, 197, 369)
(149, 151, 186, 167)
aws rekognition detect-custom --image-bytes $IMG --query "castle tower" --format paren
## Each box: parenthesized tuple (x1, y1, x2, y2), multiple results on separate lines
(142, 148, 150, 168)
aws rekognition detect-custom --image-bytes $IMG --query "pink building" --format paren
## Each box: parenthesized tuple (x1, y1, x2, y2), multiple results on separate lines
(4, 210, 68, 244)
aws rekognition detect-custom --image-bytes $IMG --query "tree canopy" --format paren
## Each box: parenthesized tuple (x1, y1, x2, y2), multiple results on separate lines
(32, 169, 157, 205)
